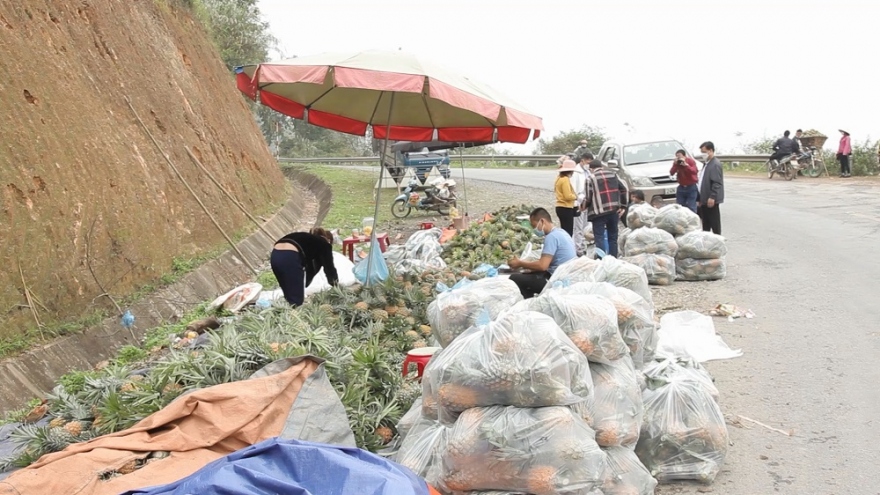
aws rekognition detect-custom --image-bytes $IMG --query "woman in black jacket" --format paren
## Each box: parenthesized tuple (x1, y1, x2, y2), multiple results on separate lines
(270, 228, 339, 306)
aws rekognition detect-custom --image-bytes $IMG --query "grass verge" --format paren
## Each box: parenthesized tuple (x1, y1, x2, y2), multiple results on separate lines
(293, 165, 383, 233)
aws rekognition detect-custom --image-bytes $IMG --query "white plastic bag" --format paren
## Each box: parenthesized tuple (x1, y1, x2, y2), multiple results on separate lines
(658, 310, 742, 362)
(626, 203, 657, 229)
(422, 311, 594, 423)
(622, 253, 676, 286)
(427, 277, 523, 347)
(675, 231, 727, 259)
(652, 204, 702, 236)
(441, 406, 606, 494)
(675, 257, 727, 281)
(510, 293, 628, 364)
(623, 227, 678, 257)
(590, 357, 643, 448)
(305, 252, 357, 296)
(599, 446, 658, 495)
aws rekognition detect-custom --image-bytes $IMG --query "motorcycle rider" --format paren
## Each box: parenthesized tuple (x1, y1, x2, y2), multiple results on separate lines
(769, 130, 796, 166)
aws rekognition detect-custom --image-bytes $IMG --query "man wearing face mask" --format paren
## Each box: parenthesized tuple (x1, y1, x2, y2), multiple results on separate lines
(507, 207, 576, 298)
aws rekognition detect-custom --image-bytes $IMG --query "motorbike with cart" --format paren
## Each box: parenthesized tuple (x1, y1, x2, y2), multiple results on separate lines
(391, 177, 457, 218)
(766, 133, 828, 180)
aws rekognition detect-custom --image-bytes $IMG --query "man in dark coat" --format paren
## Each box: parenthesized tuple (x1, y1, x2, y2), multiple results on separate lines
(697, 141, 724, 235)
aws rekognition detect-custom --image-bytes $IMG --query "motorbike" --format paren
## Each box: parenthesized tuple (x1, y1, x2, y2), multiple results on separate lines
(766, 153, 797, 181)
(792, 146, 826, 178)
(391, 177, 457, 218)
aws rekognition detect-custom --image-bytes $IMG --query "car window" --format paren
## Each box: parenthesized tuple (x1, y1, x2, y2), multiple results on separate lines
(602, 147, 616, 162)
(623, 141, 681, 165)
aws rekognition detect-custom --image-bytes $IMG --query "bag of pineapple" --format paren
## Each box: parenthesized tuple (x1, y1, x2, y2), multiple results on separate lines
(651, 204, 702, 236)
(618, 227, 631, 257)
(440, 406, 607, 494)
(641, 355, 719, 403)
(623, 227, 678, 258)
(394, 411, 449, 488)
(675, 257, 727, 281)
(589, 356, 643, 448)
(635, 363, 729, 483)
(626, 203, 658, 229)
(549, 282, 658, 369)
(675, 231, 727, 260)
(591, 256, 653, 305)
(543, 256, 603, 292)
(422, 311, 594, 424)
(427, 277, 523, 347)
(598, 446, 658, 495)
(622, 253, 676, 286)
(509, 293, 628, 364)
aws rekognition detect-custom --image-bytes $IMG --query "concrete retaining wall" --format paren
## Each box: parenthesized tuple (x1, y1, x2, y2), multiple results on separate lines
(0, 167, 332, 413)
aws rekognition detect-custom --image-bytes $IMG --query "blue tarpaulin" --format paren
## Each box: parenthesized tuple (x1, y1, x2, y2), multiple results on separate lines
(122, 438, 434, 495)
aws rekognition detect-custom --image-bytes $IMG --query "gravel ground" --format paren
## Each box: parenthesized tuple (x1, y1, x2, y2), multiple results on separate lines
(380, 178, 717, 316)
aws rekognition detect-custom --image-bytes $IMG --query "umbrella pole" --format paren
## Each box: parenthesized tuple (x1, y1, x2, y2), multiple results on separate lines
(365, 92, 396, 286)
(458, 146, 468, 217)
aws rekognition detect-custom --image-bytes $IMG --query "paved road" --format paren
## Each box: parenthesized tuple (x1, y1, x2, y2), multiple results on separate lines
(448, 168, 880, 494)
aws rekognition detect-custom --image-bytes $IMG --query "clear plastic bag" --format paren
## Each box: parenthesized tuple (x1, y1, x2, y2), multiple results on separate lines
(422, 311, 594, 423)
(675, 257, 727, 281)
(440, 406, 607, 494)
(406, 228, 444, 260)
(635, 365, 729, 483)
(641, 356, 719, 403)
(543, 257, 603, 291)
(599, 446, 658, 495)
(590, 357, 644, 448)
(510, 293, 628, 364)
(652, 204, 702, 236)
(675, 231, 727, 259)
(623, 227, 678, 257)
(520, 241, 541, 263)
(626, 203, 657, 229)
(396, 398, 424, 443)
(622, 253, 676, 286)
(550, 281, 658, 369)
(395, 413, 448, 487)
(427, 277, 523, 347)
(593, 256, 653, 305)
(618, 227, 631, 257)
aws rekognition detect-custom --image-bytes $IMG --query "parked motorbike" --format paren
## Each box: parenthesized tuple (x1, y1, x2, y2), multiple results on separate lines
(391, 177, 457, 218)
(793, 146, 826, 178)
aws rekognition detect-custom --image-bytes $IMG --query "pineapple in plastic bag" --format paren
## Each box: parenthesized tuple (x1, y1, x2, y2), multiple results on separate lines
(422, 311, 594, 423)
(510, 293, 628, 364)
(441, 406, 607, 494)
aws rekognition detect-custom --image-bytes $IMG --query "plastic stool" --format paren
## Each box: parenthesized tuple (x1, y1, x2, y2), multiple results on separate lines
(420, 222, 434, 230)
(402, 346, 441, 379)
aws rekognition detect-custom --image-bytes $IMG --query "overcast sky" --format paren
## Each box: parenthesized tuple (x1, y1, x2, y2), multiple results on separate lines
(257, 0, 876, 153)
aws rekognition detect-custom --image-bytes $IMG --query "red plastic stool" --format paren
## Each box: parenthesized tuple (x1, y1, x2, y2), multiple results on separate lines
(420, 222, 434, 230)
(402, 347, 441, 379)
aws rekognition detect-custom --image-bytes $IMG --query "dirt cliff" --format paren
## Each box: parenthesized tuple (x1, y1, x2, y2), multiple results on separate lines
(0, 0, 287, 339)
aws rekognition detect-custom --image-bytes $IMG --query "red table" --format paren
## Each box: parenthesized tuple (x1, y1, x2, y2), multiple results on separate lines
(342, 232, 390, 261)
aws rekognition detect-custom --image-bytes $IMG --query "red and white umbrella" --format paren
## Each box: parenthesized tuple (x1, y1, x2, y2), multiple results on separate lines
(235, 50, 543, 143)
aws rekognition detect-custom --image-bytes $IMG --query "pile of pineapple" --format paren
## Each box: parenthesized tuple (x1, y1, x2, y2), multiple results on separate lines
(442, 204, 541, 271)
(0, 276, 450, 471)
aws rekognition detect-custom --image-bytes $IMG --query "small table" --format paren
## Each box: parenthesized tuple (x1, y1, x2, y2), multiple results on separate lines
(342, 233, 390, 261)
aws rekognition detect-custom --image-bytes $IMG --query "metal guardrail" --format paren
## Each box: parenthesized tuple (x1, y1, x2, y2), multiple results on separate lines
(278, 154, 771, 164)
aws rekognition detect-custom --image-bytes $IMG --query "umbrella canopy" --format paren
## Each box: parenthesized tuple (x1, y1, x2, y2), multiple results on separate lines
(235, 50, 543, 144)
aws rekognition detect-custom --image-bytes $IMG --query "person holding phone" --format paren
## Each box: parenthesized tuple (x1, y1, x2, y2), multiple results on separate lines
(670, 149, 699, 212)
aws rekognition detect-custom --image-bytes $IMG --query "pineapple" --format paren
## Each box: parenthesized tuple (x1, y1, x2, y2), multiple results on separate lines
(404, 316, 416, 325)
(443, 467, 481, 492)
(370, 309, 389, 322)
(269, 342, 281, 353)
(526, 465, 560, 495)
(162, 383, 183, 395)
(116, 459, 138, 475)
(483, 359, 520, 392)
(404, 330, 419, 340)
(411, 339, 427, 349)
(120, 382, 137, 393)
(437, 384, 480, 411)
(319, 303, 334, 314)
(49, 417, 66, 429)
(63, 420, 84, 437)
(384, 305, 399, 317)
(419, 324, 432, 337)
(354, 301, 369, 312)
(374, 425, 393, 444)
(397, 307, 412, 318)
(45, 427, 77, 451)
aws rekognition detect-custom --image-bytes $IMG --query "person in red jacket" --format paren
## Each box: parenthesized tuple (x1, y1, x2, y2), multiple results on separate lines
(670, 149, 699, 212)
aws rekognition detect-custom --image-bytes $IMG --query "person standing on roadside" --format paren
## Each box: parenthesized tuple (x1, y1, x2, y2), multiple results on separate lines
(572, 152, 592, 256)
(837, 129, 852, 178)
(670, 149, 699, 212)
(573, 140, 593, 159)
(583, 159, 628, 257)
(554, 160, 578, 236)
(696, 141, 724, 235)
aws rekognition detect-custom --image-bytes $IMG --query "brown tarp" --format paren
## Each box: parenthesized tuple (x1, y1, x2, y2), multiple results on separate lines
(0, 356, 355, 495)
